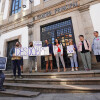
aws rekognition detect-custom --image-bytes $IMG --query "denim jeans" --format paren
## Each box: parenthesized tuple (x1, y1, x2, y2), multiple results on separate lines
(69, 53, 78, 68)
(12, 60, 21, 76)
(29, 56, 37, 72)
(55, 52, 65, 68)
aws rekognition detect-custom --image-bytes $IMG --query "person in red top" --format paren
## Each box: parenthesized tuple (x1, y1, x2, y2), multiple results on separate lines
(53, 39, 66, 72)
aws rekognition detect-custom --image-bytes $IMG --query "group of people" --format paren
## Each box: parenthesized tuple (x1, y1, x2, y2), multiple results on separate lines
(0, 31, 99, 91)
(44, 31, 100, 72)
(8, 31, 100, 79)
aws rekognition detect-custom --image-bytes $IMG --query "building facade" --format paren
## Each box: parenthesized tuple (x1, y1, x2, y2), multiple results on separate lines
(0, 0, 100, 71)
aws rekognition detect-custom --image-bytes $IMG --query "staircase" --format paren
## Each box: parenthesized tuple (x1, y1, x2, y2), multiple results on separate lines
(1, 70, 100, 97)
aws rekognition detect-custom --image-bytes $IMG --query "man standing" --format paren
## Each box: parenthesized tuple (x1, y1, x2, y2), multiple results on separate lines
(44, 40, 53, 72)
(10, 42, 22, 79)
(0, 70, 5, 91)
(78, 35, 91, 71)
(29, 42, 37, 73)
(92, 31, 100, 62)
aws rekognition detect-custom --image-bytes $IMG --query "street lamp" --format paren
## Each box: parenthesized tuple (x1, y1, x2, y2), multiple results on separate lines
(22, 0, 34, 8)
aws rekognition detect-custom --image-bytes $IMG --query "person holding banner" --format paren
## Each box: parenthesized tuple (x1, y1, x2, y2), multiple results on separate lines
(67, 40, 78, 71)
(53, 39, 66, 72)
(29, 42, 37, 73)
(44, 40, 53, 72)
(10, 42, 22, 79)
(0, 70, 5, 91)
(78, 35, 91, 71)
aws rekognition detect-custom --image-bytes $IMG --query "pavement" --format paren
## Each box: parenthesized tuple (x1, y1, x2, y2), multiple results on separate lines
(0, 93, 100, 100)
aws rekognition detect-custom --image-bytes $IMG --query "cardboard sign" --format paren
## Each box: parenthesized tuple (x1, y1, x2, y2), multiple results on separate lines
(0, 57, 7, 70)
(67, 45, 74, 54)
(41, 47, 49, 56)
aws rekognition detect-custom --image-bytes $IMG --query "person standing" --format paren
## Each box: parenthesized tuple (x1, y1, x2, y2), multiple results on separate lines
(10, 42, 22, 79)
(92, 31, 100, 62)
(78, 35, 91, 71)
(67, 40, 78, 71)
(0, 70, 5, 91)
(53, 39, 66, 72)
(29, 42, 37, 73)
(44, 40, 53, 72)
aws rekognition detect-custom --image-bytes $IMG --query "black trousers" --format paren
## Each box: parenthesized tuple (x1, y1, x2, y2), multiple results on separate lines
(96, 55, 100, 62)
(12, 60, 21, 76)
(0, 72, 5, 88)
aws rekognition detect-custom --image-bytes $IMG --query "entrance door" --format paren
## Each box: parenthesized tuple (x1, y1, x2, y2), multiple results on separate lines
(6, 39, 18, 70)
(41, 17, 75, 69)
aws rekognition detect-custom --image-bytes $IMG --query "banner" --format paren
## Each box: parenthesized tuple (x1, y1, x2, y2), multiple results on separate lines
(15, 41, 49, 56)
(0, 57, 7, 70)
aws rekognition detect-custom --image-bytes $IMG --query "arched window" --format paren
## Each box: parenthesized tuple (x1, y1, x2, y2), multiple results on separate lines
(11, 0, 21, 15)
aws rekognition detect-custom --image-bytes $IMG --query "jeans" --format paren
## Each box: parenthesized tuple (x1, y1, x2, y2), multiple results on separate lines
(12, 60, 21, 76)
(80, 52, 91, 70)
(55, 52, 65, 68)
(29, 56, 37, 72)
(69, 53, 78, 68)
(0, 72, 5, 88)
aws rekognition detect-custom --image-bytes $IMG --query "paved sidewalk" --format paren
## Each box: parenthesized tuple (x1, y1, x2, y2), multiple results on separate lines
(0, 93, 100, 100)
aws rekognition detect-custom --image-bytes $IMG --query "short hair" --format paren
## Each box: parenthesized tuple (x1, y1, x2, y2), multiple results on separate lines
(94, 31, 99, 33)
(29, 42, 33, 44)
(45, 39, 49, 42)
(79, 35, 84, 38)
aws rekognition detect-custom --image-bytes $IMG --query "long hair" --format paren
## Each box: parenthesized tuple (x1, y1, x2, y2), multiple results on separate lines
(54, 39, 60, 45)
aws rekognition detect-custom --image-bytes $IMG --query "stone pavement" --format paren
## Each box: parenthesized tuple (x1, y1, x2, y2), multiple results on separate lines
(0, 93, 100, 100)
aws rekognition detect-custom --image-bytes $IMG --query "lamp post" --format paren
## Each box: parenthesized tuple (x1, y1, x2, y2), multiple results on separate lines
(22, 0, 38, 72)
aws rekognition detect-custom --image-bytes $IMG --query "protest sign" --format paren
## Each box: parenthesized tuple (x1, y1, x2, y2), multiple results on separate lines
(67, 45, 74, 54)
(41, 47, 49, 56)
(0, 57, 7, 70)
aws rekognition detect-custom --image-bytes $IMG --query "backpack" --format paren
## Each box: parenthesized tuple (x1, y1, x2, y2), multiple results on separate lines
(85, 40, 89, 49)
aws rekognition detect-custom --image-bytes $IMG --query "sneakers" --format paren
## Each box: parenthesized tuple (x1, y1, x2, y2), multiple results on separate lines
(71, 67, 78, 71)
(18, 76, 23, 79)
(75, 67, 78, 71)
(13, 76, 23, 79)
(71, 68, 75, 72)
(13, 76, 16, 80)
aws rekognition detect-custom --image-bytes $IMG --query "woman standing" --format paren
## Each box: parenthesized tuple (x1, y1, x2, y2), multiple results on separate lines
(53, 39, 66, 72)
(78, 35, 91, 71)
(67, 40, 78, 71)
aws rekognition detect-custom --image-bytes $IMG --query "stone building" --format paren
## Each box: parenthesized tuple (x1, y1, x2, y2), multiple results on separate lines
(0, 0, 100, 72)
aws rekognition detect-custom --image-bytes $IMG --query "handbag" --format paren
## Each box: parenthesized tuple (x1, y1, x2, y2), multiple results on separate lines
(68, 53, 73, 57)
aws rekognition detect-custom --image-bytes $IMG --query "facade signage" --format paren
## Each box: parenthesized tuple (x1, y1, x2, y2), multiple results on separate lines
(33, 1, 80, 21)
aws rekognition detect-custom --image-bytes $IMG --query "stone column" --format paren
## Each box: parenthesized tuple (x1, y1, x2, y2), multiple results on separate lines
(78, 5, 97, 63)
(78, 5, 94, 43)
(0, 0, 6, 21)
(27, 23, 34, 42)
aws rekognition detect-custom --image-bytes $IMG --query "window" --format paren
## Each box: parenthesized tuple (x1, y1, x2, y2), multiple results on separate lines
(11, 0, 21, 15)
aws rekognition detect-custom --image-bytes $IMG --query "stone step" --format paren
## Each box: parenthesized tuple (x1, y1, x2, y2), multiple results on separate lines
(5, 70, 100, 78)
(0, 89, 40, 97)
(5, 77, 100, 85)
(4, 83, 100, 93)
